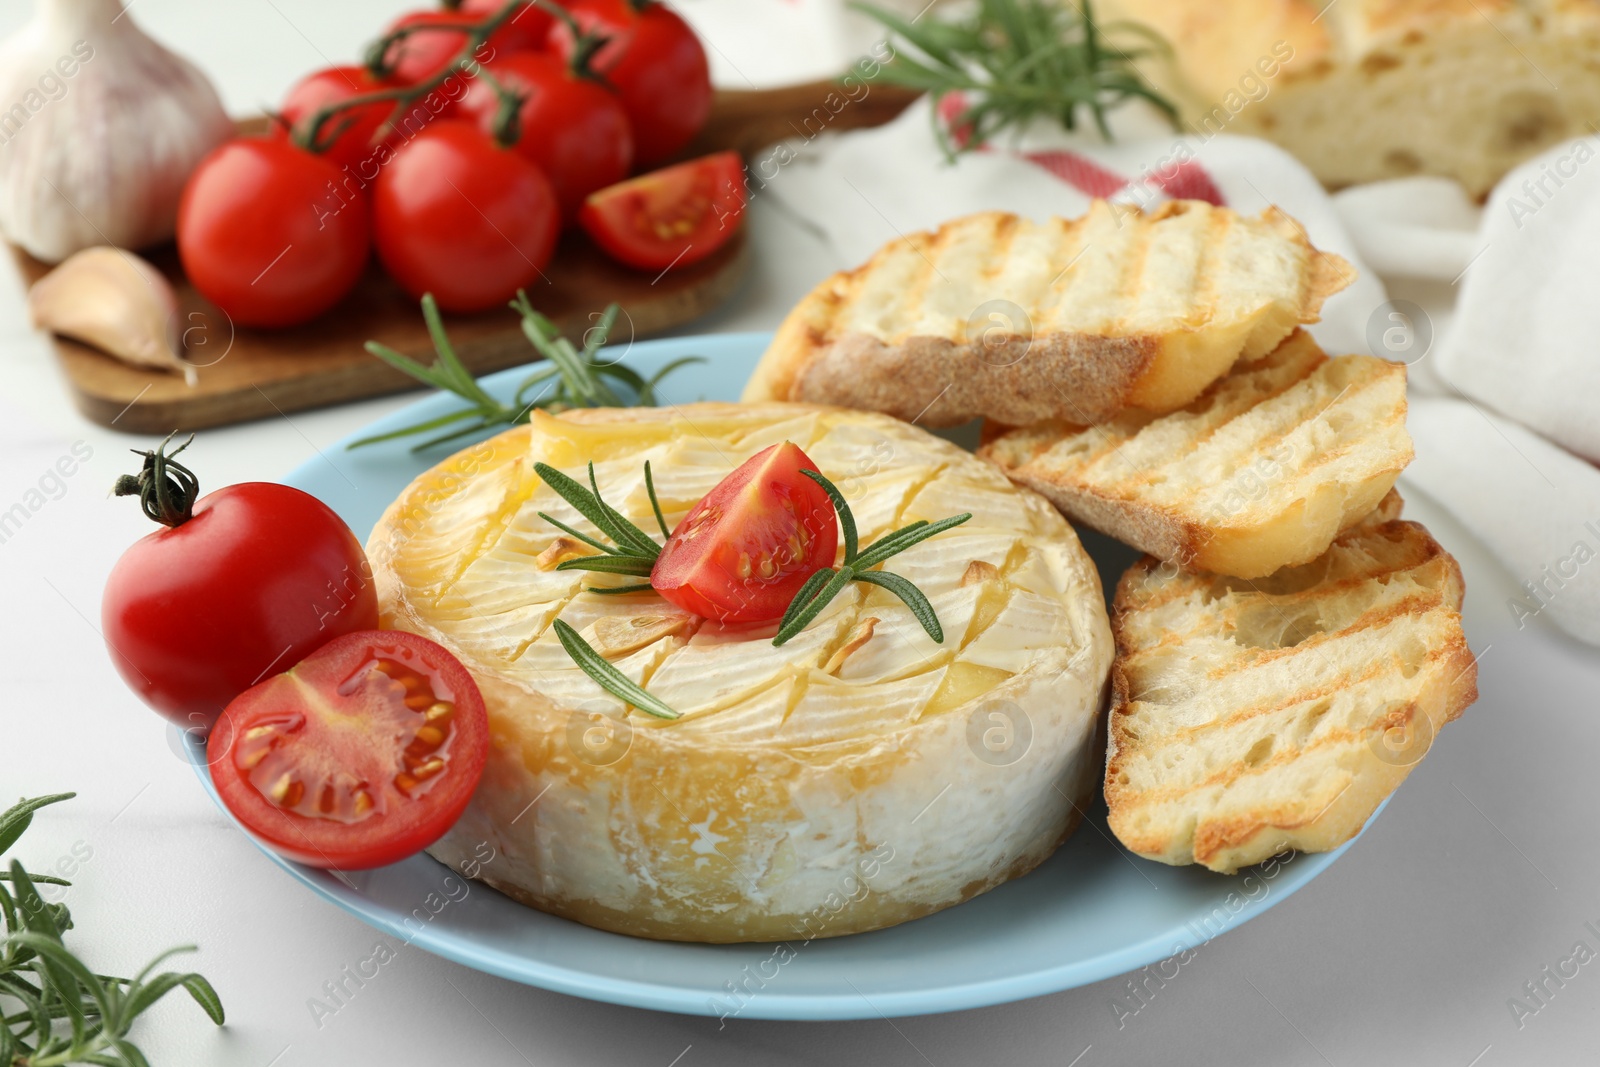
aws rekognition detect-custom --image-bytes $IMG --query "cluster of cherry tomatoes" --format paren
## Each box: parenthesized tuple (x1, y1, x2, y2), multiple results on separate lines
(176, 0, 746, 329)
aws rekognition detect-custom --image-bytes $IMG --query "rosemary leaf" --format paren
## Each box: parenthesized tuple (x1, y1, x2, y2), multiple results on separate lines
(854, 570, 945, 643)
(586, 583, 657, 596)
(554, 555, 658, 577)
(773, 567, 857, 647)
(779, 566, 837, 635)
(852, 0, 1178, 158)
(800, 470, 858, 562)
(587, 464, 660, 558)
(552, 620, 680, 720)
(535, 512, 617, 556)
(644, 462, 671, 542)
(853, 513, 973, 571)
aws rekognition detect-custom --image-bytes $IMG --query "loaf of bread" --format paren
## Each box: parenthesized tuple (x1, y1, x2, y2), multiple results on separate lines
(1108, 0, 1600, 196)
(978, 330, 1413, 579)
(1105, 502, 1479, 873)
(744, 202, 1350, 426)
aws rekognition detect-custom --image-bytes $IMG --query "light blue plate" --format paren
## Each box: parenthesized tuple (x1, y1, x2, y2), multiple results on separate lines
(186, 331, 1379, 1020)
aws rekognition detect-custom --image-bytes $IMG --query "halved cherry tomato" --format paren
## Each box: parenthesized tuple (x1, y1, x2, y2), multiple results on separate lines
(651, 443, 839, 624)
(209, 630, 488, 870)
(372, 120, 561, 313)
(551, 0, 712, 166)
(578, 151, 745, 271)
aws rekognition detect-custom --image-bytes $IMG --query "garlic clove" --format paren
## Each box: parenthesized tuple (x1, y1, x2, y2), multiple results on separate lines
(28, 245, 195, 385)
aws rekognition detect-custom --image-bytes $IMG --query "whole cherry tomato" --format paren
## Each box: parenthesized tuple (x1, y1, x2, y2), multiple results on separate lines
(102, 436, 379, 731)
(279, 65, 405, 176)
(461, 0, 554, 54)
(651, 442, 839, 623)
(380, 10, 483, 86)
(579, 151, 745, 270)
(457, 51, 632, 218)
(372, 120, 560, 313)
(210, 629, 488, 869)
(551, 0, 712, 166)
(178, 137, 370, 328)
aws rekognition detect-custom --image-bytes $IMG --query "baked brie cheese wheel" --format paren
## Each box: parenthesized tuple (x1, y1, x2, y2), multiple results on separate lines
(368, 402, 1113, 942)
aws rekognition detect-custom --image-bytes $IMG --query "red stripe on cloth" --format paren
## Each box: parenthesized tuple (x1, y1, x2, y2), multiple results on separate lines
(1151, 158, 1226, 206)
(1019, 150, 1128, 199)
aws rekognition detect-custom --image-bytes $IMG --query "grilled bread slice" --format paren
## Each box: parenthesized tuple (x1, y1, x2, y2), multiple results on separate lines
(743, 201, 1353, 427)
(368, 402, 1113, 942)
(978, 330, 1412, 579)
(1105, 508, 1478, 874)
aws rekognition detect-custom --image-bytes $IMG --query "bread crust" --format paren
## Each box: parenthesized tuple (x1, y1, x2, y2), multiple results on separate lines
(745, 203, 1351, 427)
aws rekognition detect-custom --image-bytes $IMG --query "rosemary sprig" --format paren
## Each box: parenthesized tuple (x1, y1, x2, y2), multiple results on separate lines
(351, 292, 703, 452)
(773, 470, 971, 646)
(552, 621, 680, 720)
(853, 0, 1179, 158)
(533, 460, 666, 586)
(1, 794, 224, 1066)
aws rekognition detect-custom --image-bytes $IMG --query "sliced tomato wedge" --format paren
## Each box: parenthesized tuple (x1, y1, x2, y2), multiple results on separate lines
(208, 630, 487, 870)
(651, 443, 839, 624)
(577, 151, 746, 272)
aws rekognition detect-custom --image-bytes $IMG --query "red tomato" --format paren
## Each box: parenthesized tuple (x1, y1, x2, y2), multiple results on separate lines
(104, 475, 379, 731)
(651, 443, 839, 624)
(209, 630, 488, 870)
(178, 137, 370, 328)
(461, 0, 554, 54)
(551, 0, 712, 166)
(372, 120, 560, 313)
(380, 10, 481, 85)
(381, 6, 546, 86)
(457, 51, 632, 218)
(578, 151, 745, 271)
(280, 66, 406, 175)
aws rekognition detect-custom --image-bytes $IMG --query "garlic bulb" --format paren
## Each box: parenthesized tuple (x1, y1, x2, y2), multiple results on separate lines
(0, 0, 233, 263)
(29, 245, 194, 384)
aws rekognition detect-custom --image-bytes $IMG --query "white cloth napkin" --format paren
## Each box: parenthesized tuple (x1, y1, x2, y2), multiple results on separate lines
(765, 98, 1600, 645)
(1328, 142, 1600, 645)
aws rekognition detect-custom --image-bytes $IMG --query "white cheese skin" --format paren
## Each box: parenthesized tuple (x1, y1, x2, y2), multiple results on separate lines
(369, 403, 1113, 942)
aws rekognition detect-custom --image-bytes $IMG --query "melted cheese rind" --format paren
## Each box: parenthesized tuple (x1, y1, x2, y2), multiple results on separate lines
(369, 402, 1113, 942)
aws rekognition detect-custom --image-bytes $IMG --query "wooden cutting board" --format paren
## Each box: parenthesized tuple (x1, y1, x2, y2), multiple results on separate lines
(16, 80, 919, 435)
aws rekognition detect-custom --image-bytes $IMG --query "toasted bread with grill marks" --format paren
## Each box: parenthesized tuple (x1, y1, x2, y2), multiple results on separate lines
(1105, 510, 1478, 874)
(743, 201, 1352, 427)
(978, 330, 1411, 580)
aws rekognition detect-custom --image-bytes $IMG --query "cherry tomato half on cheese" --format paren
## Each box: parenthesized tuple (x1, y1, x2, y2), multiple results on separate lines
(178, 137, 371, 328)
(578, 151, 746, 271)
(651, 442, 839, 624)
(102, 437, 379, 730)
(209, 630, 488, 870)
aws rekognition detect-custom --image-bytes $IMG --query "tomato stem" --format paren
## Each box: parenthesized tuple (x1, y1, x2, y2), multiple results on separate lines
(292, 0, 528, 156)
(531, 0, 615, 86)
(114, 432, 201, 528)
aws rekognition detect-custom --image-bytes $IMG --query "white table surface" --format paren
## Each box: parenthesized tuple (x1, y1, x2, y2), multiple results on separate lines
(3, 3, 1597, 1065)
